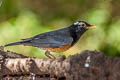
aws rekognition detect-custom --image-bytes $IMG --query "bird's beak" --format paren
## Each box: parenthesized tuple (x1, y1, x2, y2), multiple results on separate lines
(86, 25, 96, 29)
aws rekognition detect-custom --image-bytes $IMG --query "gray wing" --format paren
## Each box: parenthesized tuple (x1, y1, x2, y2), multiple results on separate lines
(22, 33, 73, 48)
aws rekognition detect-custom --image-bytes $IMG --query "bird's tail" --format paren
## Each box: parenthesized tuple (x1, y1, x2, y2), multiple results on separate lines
(4, 38, 32, 47)
(4, 41, 25, 47)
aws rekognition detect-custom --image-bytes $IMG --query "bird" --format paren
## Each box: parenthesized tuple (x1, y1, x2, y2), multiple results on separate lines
(4, 21, 96, 59)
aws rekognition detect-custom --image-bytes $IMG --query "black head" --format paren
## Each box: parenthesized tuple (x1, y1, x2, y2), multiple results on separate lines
(72, 21, 96, 33)
(69, 21, 96, 45)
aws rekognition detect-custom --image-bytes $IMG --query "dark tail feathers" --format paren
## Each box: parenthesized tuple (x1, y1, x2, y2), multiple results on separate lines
(4, 38, 32, 47)
(5, 41, 25, 47)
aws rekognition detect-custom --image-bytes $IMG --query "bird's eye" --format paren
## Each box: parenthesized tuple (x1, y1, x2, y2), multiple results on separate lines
(81, 23, 86, 27)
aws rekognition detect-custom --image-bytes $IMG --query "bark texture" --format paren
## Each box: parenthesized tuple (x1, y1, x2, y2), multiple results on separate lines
(0, 46, 120, 80)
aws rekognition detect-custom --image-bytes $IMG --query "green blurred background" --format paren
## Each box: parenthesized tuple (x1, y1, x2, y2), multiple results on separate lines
(0, 0, 120, 58)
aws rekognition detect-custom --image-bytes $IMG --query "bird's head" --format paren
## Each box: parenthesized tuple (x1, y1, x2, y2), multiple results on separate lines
(68, 21, 96, 45)
(72, 21, 96, 33)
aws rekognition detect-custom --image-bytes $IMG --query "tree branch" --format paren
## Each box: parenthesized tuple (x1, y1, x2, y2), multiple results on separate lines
(0, 46, 120, 80)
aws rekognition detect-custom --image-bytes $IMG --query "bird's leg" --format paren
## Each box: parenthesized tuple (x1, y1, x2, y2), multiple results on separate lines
(45, 51, 56, 59)
(45, 51, 52, 59)
(48, 52, 56, 59)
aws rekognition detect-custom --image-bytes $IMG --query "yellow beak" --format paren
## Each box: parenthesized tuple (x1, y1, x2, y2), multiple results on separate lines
(86, 25, 96, 29)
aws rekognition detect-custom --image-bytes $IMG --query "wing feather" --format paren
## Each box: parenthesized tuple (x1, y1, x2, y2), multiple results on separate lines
(22, 32, 73, 48)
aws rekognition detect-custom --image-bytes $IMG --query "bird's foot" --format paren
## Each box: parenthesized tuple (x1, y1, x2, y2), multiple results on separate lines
(45, 51, 56, 59)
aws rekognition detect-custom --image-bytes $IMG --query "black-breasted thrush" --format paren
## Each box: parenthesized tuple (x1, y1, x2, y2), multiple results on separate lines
(5, 21, 96, 58)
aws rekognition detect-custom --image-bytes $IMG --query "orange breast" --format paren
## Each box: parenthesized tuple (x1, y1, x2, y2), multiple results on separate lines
(44, 43, 72, 52)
